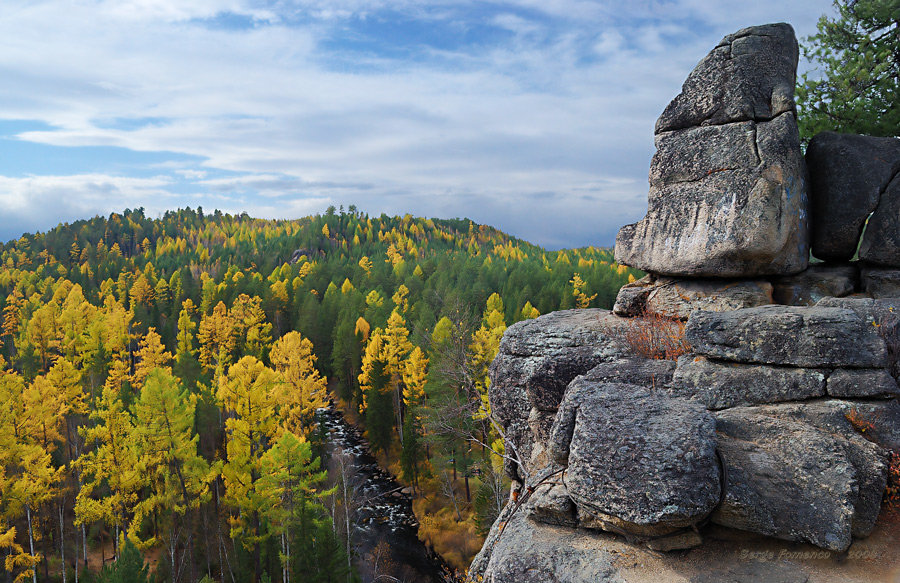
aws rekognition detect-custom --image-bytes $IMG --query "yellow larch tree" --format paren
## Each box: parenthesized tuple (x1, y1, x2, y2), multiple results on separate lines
(132, 328, 173, 390)
(269, 331, 328, 437)
(198, 301, 236, 379)
(217, 356, 282, 576)
(469, 293, 506, 420)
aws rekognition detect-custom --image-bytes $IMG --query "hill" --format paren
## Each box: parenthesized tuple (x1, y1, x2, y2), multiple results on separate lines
(0, 206, 639, 582)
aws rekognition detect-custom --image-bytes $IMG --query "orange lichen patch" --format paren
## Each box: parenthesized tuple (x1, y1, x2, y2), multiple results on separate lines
(845, 407, 876, 435)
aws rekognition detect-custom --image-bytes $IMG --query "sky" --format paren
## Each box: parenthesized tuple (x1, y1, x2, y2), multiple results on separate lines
(0, 0, 834, 250)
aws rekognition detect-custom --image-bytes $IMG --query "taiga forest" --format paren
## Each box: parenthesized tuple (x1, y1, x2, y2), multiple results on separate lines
(0, 206, 638, 582)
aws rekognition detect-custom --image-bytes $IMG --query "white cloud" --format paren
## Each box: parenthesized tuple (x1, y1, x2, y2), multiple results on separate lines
(0, 0, 836, 248)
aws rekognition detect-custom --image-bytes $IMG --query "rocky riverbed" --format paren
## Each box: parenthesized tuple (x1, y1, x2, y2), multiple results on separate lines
(317, 406, 459, 583)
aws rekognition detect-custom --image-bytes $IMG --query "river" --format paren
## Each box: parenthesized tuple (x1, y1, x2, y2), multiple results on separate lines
(317, 406, 460, 583)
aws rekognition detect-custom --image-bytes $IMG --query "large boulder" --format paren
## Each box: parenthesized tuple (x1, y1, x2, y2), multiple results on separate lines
(859, 174, 900, 265)
(613, 275, 773, 319)
(715, 404, 890, 541)
(712, 410, 859, 551)
(684, 305, 887, 368)
(488, 309, 631, 480)
(615, 24, 808, 277)
(549, 381, 720, 537)
(806, 132, 900, 262)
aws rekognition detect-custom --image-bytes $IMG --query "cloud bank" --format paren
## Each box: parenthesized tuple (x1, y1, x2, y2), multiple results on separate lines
(0, 0, 833, 248)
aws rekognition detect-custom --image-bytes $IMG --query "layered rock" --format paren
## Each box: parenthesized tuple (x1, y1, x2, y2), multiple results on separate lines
(806, 132, 900, 263)
(471, 20, 900, 583)
(684, 305, 887, 368)
(615, 23, 808, 277)
(613, 274, 773, 319)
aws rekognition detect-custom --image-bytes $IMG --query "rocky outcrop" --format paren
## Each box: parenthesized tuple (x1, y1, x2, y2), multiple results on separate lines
(471, 20, 900, 583)
(469, 508, 624, 583)
(549, 380, 720, 537)
(684, 305, 887, 368)
(613, 275, 773, 319)
(488, 309, 631, 480)
(712, 409, 869, 551)
(615, 23, 808, 277)
(806, 132, 900, 262)
(671, 356, 826, 409)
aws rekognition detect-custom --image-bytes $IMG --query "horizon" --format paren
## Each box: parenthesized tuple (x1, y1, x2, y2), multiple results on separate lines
(0, 0, 832, 250)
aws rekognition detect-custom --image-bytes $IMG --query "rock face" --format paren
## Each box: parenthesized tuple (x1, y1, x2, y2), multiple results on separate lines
(714, 405, 890, 542)
(615, 23, 809, 277)
(549, 380, 720, 536)
(712, 410, 859, 551)
(806, 132, 900, 262)
(771, 263, 857, 305)
(470, 20, 900, 583)
(684, 305, 887, 368)
(488, 309, 631, 480)
(671, 356, 826, 409)
(469, 508, 624, 583)
(613, 275, 773, 319)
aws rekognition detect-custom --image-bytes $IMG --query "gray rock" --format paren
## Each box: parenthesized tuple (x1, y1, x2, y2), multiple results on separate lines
(525, 481, 577, 528)
(827, 368, 900, 399)
(685, 305, 887, 368)
(469, 509, 624, 583)
(861, 266, 900, 298)
(751, 397, 900, 452)
(490, 309, 631, 418)
(580, 357, 676, 388)
(616, 112, 808, 278)
(550, 381, 720, 536)
(656, 23, 799, 133)
(816, 297, 900, 378)
(613, 275, 773, 319)
(806, 131, 900, 261)
(731, 402, 890, 538)
(671, 356, 825, 409)
(615, 24, 808, 278)
(771, 263, 857, 305)
(860, 174, 900, 266)
(489, 309, 631, 480)
(712, 409, 857, 551)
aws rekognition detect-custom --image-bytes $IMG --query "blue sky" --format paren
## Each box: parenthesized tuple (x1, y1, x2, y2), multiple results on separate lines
(0, 0, 833, 249)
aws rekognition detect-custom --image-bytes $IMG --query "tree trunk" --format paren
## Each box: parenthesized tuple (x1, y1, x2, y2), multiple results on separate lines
(59, 504, 67, 583)
(26, 506, 37, 583)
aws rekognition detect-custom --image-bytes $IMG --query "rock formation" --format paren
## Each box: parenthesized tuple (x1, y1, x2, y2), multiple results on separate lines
(806, 132, 900, 263)
(470, 21, 900, 583)
(614, 23, 809, 278)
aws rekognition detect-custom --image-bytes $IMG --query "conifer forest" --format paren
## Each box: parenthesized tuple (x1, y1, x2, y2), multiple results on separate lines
(0, 206, 638, 582)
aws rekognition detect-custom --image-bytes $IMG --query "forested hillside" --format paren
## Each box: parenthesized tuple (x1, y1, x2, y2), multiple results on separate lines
(0, 206, 639, 583)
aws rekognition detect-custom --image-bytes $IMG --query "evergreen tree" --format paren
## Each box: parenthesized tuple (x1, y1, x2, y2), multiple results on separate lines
(797, 0, 899, 140)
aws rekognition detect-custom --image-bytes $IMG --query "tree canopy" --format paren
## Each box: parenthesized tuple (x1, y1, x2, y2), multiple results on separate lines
(797, 0, 900, 140)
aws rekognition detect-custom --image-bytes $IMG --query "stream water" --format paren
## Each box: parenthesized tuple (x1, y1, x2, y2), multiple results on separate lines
(317, 406, 460, 583)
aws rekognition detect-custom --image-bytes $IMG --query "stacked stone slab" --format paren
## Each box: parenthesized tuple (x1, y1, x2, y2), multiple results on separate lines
(672, 303, 896, 550)
(614, 23, 809, 279)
